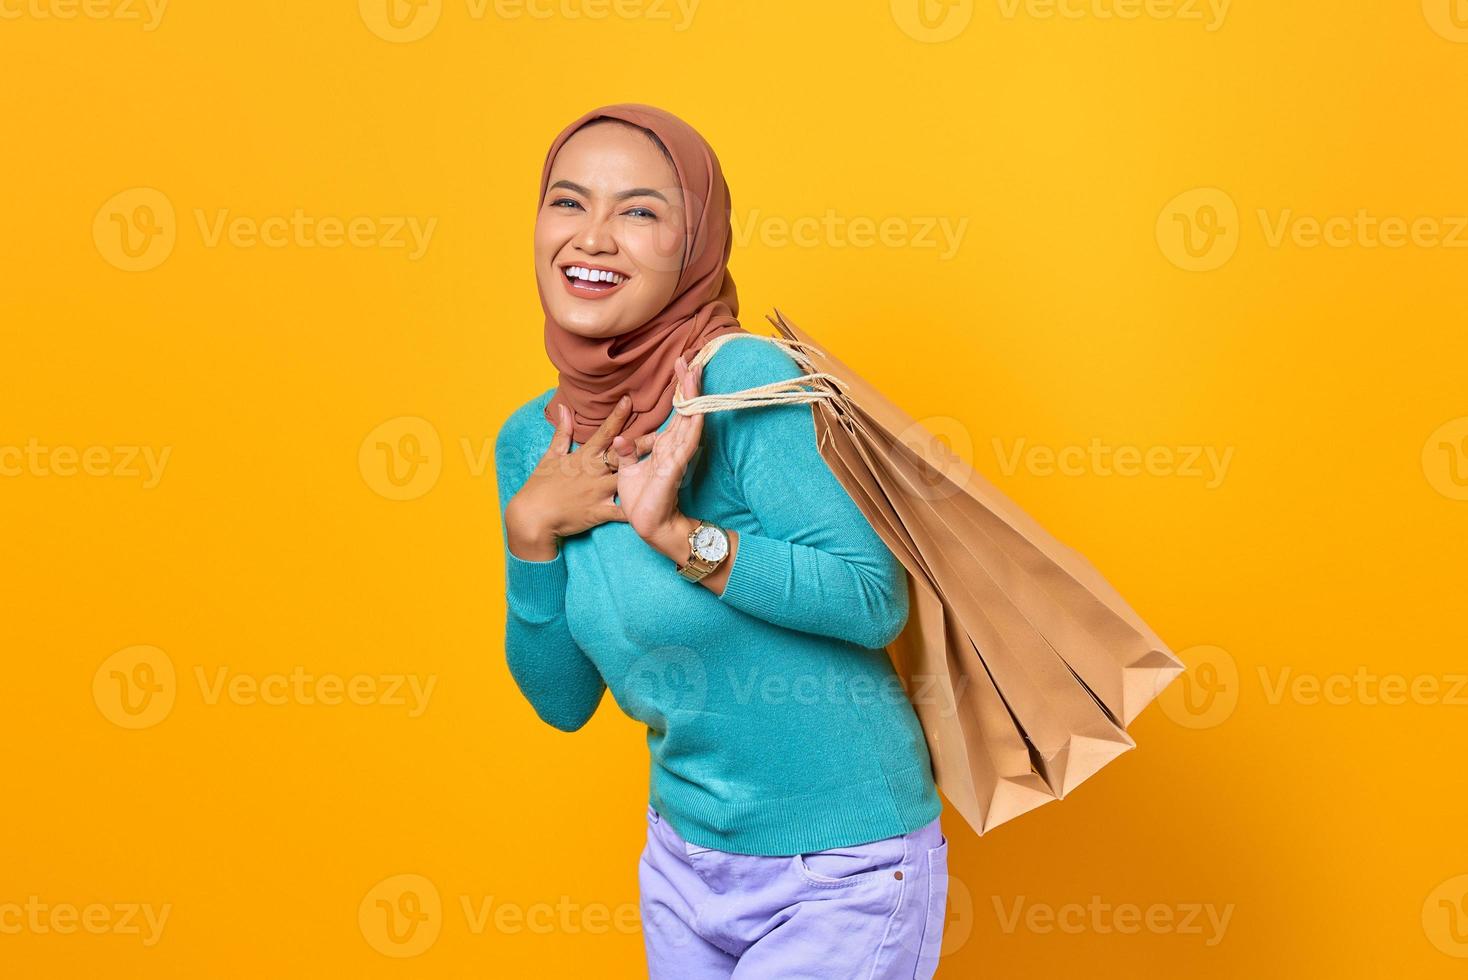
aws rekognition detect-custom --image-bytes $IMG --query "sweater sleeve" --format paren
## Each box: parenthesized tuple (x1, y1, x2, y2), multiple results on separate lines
(703, 338, 911, 650)
(494, 417, 606, 732)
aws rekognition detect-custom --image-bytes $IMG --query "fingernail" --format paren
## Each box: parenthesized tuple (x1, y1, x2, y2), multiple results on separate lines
(619, 394, 630, 408)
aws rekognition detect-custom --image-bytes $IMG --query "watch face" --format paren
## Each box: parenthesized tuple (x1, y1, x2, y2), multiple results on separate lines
(693, 525, 728, 562)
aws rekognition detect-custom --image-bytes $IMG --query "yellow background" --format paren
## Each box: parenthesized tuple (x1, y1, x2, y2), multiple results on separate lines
(3, 1, 1466, 976)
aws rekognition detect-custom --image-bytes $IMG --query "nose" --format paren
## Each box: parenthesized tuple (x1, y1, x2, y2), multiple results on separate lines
(574, 208, 617, 256)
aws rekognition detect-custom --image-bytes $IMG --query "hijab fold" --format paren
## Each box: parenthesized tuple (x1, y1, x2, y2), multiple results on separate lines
(538, 103, 747, 445)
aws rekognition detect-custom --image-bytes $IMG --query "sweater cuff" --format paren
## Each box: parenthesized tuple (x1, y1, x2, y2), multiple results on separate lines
(716, 532, 791, 620)
(506, 545, 569, 624)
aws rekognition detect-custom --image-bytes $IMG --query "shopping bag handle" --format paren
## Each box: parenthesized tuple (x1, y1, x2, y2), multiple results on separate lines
(675, 331, 852, 418)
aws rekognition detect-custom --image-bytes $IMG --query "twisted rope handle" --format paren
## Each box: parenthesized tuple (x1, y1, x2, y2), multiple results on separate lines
(673, 332, 852, 415)
(673, 331, 857, 455)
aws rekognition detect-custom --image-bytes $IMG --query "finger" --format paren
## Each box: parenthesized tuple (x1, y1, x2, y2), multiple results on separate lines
(581, 394, 634, 455)
(614, 432, 657, 460)
(669, 411, 703, 468)
(674, 356, 689, 400)
(546, 402, 574, 457)
(596, 503, 628, 523)
(677, 355, 704, 400)
(611, 433, 639, 462)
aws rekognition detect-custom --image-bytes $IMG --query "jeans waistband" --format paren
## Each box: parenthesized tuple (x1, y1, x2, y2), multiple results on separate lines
(647, 803, 943, 855)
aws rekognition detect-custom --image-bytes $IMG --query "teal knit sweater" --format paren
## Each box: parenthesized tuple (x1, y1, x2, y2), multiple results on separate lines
(494, 335, 941, 856)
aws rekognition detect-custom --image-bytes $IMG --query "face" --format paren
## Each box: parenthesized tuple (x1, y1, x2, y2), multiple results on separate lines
(535, 121, 687, 339)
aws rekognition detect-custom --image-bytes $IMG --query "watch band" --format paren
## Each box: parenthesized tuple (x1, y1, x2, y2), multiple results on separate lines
(676, 520, 727, 583)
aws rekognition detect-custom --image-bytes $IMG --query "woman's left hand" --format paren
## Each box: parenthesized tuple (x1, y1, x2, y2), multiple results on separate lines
(610, 354, 703, 561)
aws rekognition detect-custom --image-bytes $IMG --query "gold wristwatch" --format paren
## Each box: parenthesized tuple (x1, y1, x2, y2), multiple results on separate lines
(676, 519, 730, 582)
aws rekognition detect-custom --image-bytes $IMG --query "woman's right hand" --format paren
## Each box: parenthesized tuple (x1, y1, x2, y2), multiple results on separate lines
(505, 396, 633, 561)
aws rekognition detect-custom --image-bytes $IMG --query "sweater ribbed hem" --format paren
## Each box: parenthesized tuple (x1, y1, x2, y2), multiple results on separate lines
(716, 532, 790, 622)
(505, 546, 568, 624)
(650, 760, 943, 856)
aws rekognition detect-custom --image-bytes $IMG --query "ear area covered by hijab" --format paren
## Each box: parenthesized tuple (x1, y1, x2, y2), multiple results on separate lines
(539, 103, 748, 445)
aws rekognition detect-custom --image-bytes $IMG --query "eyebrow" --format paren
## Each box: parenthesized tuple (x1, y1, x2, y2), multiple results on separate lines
(547, 180, 670, 204)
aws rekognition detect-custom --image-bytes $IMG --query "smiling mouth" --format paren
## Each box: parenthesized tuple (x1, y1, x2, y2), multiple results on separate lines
(561, 264, 630, 295)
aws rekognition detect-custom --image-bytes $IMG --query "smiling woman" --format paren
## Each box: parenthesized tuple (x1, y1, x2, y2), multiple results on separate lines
(531, 109, 745, 449)
(535, 119, 687, 334)
(496, 104, 948, 980)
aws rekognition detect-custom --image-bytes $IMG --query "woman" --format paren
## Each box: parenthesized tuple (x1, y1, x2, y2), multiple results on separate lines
(494, 103, 949, 979)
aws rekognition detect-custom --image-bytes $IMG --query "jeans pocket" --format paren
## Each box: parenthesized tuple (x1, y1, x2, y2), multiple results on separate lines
(793, 832, 909, 888)
(912, 835, 949, 979)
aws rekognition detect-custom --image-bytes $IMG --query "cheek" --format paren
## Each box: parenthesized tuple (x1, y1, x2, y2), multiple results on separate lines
(533, 217, 563, 262)
(624, 222, 685, 277)
(623, 226, 684, 313)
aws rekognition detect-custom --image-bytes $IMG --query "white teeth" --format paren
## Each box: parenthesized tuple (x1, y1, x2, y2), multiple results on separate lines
(565, 266, 626, 285)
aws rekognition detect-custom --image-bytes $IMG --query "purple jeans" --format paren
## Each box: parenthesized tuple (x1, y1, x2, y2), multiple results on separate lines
(639, 804, 949, 979)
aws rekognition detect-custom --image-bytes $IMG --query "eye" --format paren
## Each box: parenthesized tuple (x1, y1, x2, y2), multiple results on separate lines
(624, 206, 658, 220)
(548, 197, 583, 210)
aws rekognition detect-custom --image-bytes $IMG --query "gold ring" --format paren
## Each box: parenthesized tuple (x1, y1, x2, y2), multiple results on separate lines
(601, 448, 614, 470)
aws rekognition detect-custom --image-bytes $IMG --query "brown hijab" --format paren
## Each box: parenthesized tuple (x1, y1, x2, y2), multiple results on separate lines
(537, 103, 747, 445)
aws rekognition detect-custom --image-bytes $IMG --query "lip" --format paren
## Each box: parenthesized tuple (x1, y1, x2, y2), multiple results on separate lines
(558, 262, 631, 301)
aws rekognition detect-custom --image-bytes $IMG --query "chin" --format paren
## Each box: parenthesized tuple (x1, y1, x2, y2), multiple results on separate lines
(552, 306, 634, 339)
